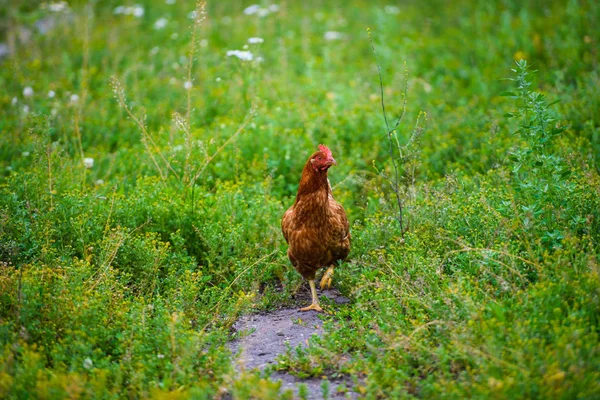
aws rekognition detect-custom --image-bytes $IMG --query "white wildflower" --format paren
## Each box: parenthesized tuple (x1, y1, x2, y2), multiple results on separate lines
(133, 5, 144, 17)
(154, 18, 168, 30)
(200, 39, 208, 47)
(48, 90, 56, 98)
(11, 97, 18, 106)
(243, 5, 260, 15)
(83, 358, 93, 370)
(150, 46, 160, 56)
(184, 81, 192, 90)
(23, 87, 34, 97)
(384, 5, 400, 15)
(226, 50, 254, 61)
(188, 10, 197, 19)
(70, 94, 79, 104)
(172, 145, 184, 152)
(95, 179, 104, 185)
(114, 5, 144, 17)
(215, 77, 222, 82)
(324, 31, 345, 41)
(243, 44, 249, 49)
(157, 354, 165, 359)
(422, 81, 432, 93)
(248, 37, 264, 44)
(47, 2, 68, 12)
(22, 105, 30, 114)
(22, 151, 30, 157)
(243, 4, 277, 17)
(83, 157, 94, 169)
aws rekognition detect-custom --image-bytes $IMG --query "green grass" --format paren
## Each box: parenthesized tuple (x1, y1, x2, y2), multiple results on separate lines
(1, 0, 599, 398)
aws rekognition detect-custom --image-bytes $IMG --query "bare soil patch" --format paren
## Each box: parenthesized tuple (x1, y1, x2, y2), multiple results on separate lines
(229, 288, 358, 399)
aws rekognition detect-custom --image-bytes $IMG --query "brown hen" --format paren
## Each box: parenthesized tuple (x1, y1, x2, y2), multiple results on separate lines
(282, 144, 351, 312)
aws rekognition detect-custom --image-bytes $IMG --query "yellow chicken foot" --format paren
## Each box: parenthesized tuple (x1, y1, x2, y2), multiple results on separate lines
(320, 265, 334, 290)
(300, 279, 323, 312)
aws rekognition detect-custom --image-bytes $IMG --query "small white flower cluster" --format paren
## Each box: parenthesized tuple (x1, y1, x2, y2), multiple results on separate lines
(243, 4, 279, 17)
(42, 1, 69, 13)
(18, 87, 78, 103)
(83, 358, 93, 370)
(84, 157, 94, 169)
(154, 18, 168, 30)
(226, 37, 265, 62)
(324, 31, 345, 41)
(226, 50, 254, 61)
(113, 5, 144, 18)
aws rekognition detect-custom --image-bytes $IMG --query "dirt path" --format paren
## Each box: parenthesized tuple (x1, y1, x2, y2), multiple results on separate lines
(229, 289, 358, 399)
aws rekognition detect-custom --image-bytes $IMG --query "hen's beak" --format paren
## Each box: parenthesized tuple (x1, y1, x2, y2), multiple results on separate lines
(328, 157, 337, 166)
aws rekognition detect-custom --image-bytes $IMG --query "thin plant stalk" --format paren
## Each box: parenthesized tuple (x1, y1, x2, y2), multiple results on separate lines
(110, 76, 179, 183)
(185, 1, 206, 125)
(190, 104, 257, 186)
(367, 28, 425, 237)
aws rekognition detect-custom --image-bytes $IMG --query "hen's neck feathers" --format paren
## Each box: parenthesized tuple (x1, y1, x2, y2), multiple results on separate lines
(294, 158, 330, 204)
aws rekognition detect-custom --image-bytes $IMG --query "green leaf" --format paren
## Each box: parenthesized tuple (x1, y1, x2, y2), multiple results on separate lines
(547, 99, 561, 107)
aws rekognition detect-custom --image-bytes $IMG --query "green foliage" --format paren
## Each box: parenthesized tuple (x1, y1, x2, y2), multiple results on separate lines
(503, 59, 597, 253)
(1, 0, 599, 398)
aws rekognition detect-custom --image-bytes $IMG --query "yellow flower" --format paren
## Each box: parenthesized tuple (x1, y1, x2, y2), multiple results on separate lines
(513, 50, 527, 61)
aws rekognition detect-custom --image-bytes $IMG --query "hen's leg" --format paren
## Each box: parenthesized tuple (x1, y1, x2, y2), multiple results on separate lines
(300, 279, 323, 312)
(320, 265, 334, 290)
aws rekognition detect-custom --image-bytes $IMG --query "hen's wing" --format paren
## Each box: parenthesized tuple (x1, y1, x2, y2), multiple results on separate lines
(328, 197, 351, 261)
(281, 206, 294, 244)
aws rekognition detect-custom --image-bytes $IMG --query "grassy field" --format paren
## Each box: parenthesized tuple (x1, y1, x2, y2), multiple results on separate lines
(1, 0, 599, 398)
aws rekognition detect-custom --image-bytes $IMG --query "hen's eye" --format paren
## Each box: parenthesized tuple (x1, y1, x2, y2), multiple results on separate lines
(317, 156, 322, 160)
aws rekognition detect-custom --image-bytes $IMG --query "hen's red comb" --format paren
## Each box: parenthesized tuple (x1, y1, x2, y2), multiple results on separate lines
(318, 144, 332, 159)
